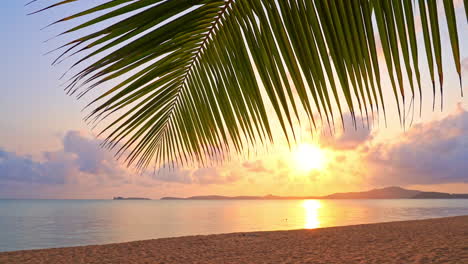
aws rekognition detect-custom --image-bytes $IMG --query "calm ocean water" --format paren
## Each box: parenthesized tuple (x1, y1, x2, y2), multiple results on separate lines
(0, 199, 467, 252)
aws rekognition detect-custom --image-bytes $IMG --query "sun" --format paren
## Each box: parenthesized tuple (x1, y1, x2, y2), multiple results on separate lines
(293, 144, 326, 172)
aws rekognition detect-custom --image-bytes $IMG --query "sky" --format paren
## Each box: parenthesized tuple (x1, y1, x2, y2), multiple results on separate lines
(0, 1, 468, 199)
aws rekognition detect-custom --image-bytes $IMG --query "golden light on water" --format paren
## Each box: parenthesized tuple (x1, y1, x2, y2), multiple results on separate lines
(303, 200, 321, 229)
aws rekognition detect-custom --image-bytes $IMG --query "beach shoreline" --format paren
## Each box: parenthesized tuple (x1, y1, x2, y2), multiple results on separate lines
(1, 215, 467, 263)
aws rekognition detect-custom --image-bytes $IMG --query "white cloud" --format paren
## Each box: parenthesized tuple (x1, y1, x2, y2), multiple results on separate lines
(0, 131, 128, 186)
(153, 165, 241, 185)
(319, 113, 373, 150)
(365, 104, 468, 185)
(242, 160, 271, 173)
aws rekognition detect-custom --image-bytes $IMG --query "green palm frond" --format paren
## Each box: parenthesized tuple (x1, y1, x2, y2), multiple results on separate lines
(32, 0, 466, 170)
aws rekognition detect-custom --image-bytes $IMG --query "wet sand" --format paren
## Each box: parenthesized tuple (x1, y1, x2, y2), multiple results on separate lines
(1, 215, 467, 264)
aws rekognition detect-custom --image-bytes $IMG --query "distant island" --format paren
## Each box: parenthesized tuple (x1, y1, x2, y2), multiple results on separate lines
(161, 186, 468, 200)
(113, 197, 151, 200)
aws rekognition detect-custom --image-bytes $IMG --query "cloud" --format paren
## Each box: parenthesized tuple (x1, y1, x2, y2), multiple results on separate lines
(153, 165, 241, 185)
(319, 114, 373, 150)
(375, 34, 384, 59)
(62, 131, 127, 180)
(0, 149, 64, 184)
(462, 57, 468, 72)
(194, 167, 240, 184)
(0, 130, 246, 192)
(414, 15, 422, 35)
(242, 160, 271, 173)
(0, 131, 128, 186)
(453, 0, 463, 8)
(365, 104, 468, 185)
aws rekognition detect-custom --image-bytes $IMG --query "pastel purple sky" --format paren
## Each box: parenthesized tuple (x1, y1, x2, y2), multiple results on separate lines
(0, 1, 468, 199)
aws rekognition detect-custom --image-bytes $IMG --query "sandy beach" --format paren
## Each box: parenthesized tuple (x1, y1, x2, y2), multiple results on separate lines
(1, 215, 467, 264)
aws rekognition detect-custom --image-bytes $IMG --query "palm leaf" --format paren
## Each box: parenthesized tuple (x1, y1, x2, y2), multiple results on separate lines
(31, 0, 467, 170)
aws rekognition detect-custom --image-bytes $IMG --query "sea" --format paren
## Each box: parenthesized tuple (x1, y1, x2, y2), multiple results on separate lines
(0, 199, 467, 252)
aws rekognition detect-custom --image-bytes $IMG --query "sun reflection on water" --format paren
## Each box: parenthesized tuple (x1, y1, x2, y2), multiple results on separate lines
(303, 200, 321, 229)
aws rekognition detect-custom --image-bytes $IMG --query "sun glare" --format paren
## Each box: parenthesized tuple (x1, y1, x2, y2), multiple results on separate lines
(293, 144, 326, 172)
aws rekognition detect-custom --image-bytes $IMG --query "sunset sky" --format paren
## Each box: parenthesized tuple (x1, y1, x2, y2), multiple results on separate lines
(1, 1, 468, 199)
